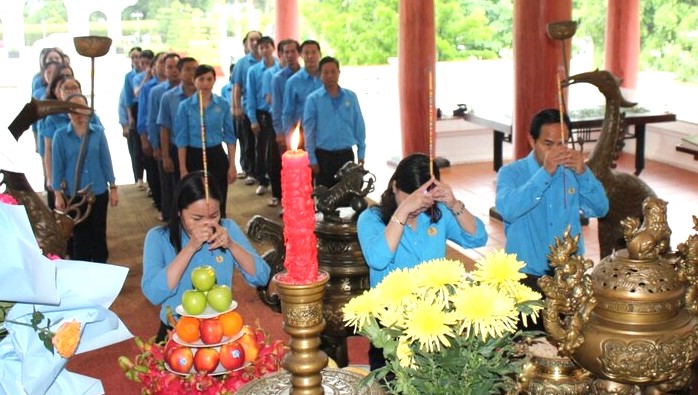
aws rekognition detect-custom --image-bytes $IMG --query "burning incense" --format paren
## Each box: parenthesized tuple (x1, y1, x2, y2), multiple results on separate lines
(198, 90, 210, 205)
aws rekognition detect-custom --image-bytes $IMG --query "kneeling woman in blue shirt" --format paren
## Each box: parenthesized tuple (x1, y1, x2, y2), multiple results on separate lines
(141, 171, 270, 343)
(357, 153, 488, 370)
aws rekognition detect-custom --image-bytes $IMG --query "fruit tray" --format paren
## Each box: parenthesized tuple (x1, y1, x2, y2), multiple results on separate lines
(175, 300, 238, 319)
(172, 330, 244, 348)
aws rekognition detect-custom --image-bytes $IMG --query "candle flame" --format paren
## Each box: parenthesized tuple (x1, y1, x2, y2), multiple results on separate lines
(290, 123, 301, 151)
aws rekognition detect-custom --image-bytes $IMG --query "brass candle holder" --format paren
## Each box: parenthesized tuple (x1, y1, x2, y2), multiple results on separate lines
(73, 35, 112, 110)
(273, 271, 330, 395)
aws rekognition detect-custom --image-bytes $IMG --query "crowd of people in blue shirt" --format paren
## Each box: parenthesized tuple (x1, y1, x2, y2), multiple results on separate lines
(30, 33, 609, 369)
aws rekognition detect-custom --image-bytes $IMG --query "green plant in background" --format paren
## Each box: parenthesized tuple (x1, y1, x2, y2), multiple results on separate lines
(343, 252, 543, 395)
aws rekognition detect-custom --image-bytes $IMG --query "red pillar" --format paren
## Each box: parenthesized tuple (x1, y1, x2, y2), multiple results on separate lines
(512, 0, 571, 159)
(398, 0, 435, 157)
(604, 0, 640, 90)
(275, 0, 299, 42)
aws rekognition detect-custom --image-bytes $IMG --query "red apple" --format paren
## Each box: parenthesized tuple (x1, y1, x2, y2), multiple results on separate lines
(193, 347, 219, 374)
(166, 345, 194, 374)
(200, 318, 224, 345)
(219, 341, 246, 370)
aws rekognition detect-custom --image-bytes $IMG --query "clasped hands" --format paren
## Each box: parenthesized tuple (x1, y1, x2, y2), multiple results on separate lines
(544, 145, 585, 175)
(187, 221, 231, 252)
(398, 176, 460, 217)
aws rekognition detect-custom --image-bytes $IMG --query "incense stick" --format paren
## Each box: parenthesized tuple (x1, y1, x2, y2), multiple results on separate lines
(428, 68, 434, 176)
(199, 90, 210, 205)
(556, 74, 567, 209)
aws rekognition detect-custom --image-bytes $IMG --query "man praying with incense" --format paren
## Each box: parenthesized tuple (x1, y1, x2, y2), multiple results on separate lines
(495, 108, 608, 303)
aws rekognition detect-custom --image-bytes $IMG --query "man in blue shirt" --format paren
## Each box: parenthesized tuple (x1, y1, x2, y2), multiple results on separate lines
(268, 40, 301, 208)
(281, 40, 322, 146)
(157, 57, 198, 212)
(303, 56, 366, 188)
(246, 36, 279, 197)
(148, 52, 181, 221)
(231, 30, 262, 185)
(495, 109, 608, 294)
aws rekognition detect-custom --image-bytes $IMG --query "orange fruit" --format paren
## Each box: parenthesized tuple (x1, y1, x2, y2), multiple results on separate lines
(175, 316, 200, 343)
(218, 311, 243, 337)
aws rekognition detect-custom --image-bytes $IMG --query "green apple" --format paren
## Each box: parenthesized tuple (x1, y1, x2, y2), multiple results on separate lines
(182, 290, 207, 315)
(207, 285, 233, 312)
(191, 265, 216, 292)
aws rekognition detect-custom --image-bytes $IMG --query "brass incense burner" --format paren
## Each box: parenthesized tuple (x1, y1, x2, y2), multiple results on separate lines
(540, 197, 698, 393)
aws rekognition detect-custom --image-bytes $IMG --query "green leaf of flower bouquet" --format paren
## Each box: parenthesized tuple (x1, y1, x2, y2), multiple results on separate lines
(31, 310, 44, 328)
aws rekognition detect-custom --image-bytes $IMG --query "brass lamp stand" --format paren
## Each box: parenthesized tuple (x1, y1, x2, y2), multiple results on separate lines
(274, 271, 330, 395)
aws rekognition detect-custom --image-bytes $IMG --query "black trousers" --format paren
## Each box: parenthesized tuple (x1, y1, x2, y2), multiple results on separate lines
(144, 153, 161, 210)
(185, 145, 229, 218)
(69, 191, 109, 262)
(159, 144, 180, 222)
(127, 104, 144, 182)
(254, 110, 274, 187)
(236, 114, 255, 176)
(314, 148, 354, 188)
(269, 133, 282, 200)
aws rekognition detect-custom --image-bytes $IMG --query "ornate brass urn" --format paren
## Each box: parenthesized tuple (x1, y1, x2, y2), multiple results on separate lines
(540, 197, 698, 393)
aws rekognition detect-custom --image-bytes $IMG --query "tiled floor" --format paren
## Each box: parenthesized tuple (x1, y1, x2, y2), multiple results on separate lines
(435, 153, 698, 264)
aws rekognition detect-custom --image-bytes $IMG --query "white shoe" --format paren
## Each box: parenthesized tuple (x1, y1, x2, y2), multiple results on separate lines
(244, 176, 257, 185)
(267, 197, 279, 206)
(256, 185, 267, 195)
(136, 179, 146, 190)
(237, 171, 247, 179)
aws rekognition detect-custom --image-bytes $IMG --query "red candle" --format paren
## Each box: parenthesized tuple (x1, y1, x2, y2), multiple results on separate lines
(280, 124, 318, 283)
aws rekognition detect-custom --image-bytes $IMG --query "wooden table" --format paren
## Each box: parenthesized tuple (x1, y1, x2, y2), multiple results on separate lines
(676, 143, 698, 160)
(463, 110, 677, 175)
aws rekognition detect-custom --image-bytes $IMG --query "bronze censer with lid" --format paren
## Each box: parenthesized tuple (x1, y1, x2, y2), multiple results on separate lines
(539, 197, 698, 394)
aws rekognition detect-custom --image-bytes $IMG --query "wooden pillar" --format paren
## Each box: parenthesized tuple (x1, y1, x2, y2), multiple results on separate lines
(275, 0, 299, 42)
(604, 0, 640, 90)
(512, 0, 571, 159)
(398, 0, 435, 157)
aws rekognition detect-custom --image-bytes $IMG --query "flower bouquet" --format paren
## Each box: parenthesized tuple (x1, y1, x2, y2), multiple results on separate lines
(343, 251, 543, 395)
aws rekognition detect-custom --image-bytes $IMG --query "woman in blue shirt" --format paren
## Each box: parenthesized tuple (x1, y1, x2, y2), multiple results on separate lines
(52, 94, 118, 262)
(141, 171, 270, 343)
(357, 153, 487, 370)
(175, 65, 237, 218)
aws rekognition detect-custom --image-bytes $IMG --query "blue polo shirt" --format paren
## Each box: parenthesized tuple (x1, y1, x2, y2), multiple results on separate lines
(246, 59, 279, 123)
(281, 68, 322, 134)
(39, 113, 103, 157)
(495, 152, 609, 276)
(157, 85, 190, 145)
(231, 53, 260, 108)
(302, 87, 366, 165)
(174, 93, 236, 149)
(271, 66, 299, 136)
(147, 80, 176, 148)
(137, 77, 161, 136)
(51, 123, 115, 195)
(358, 204, 488, 287)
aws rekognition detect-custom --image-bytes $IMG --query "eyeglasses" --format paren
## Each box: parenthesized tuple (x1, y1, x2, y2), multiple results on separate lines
(61, 85, 81, 92)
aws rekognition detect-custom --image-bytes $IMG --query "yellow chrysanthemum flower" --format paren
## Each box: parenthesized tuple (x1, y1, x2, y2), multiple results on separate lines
(396, 336, 415, 368)
(509, 282, 543, 327)
(374, 268, 417, 307)
(52, 320, 81, 358)
(343, 290, 380, 331)
(376, 303, 408, 329)
(452, 284, 518, 340)
(472, 250, 526, 291)
(403, 297, 455, 353)
(413, 259, 467, 302)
